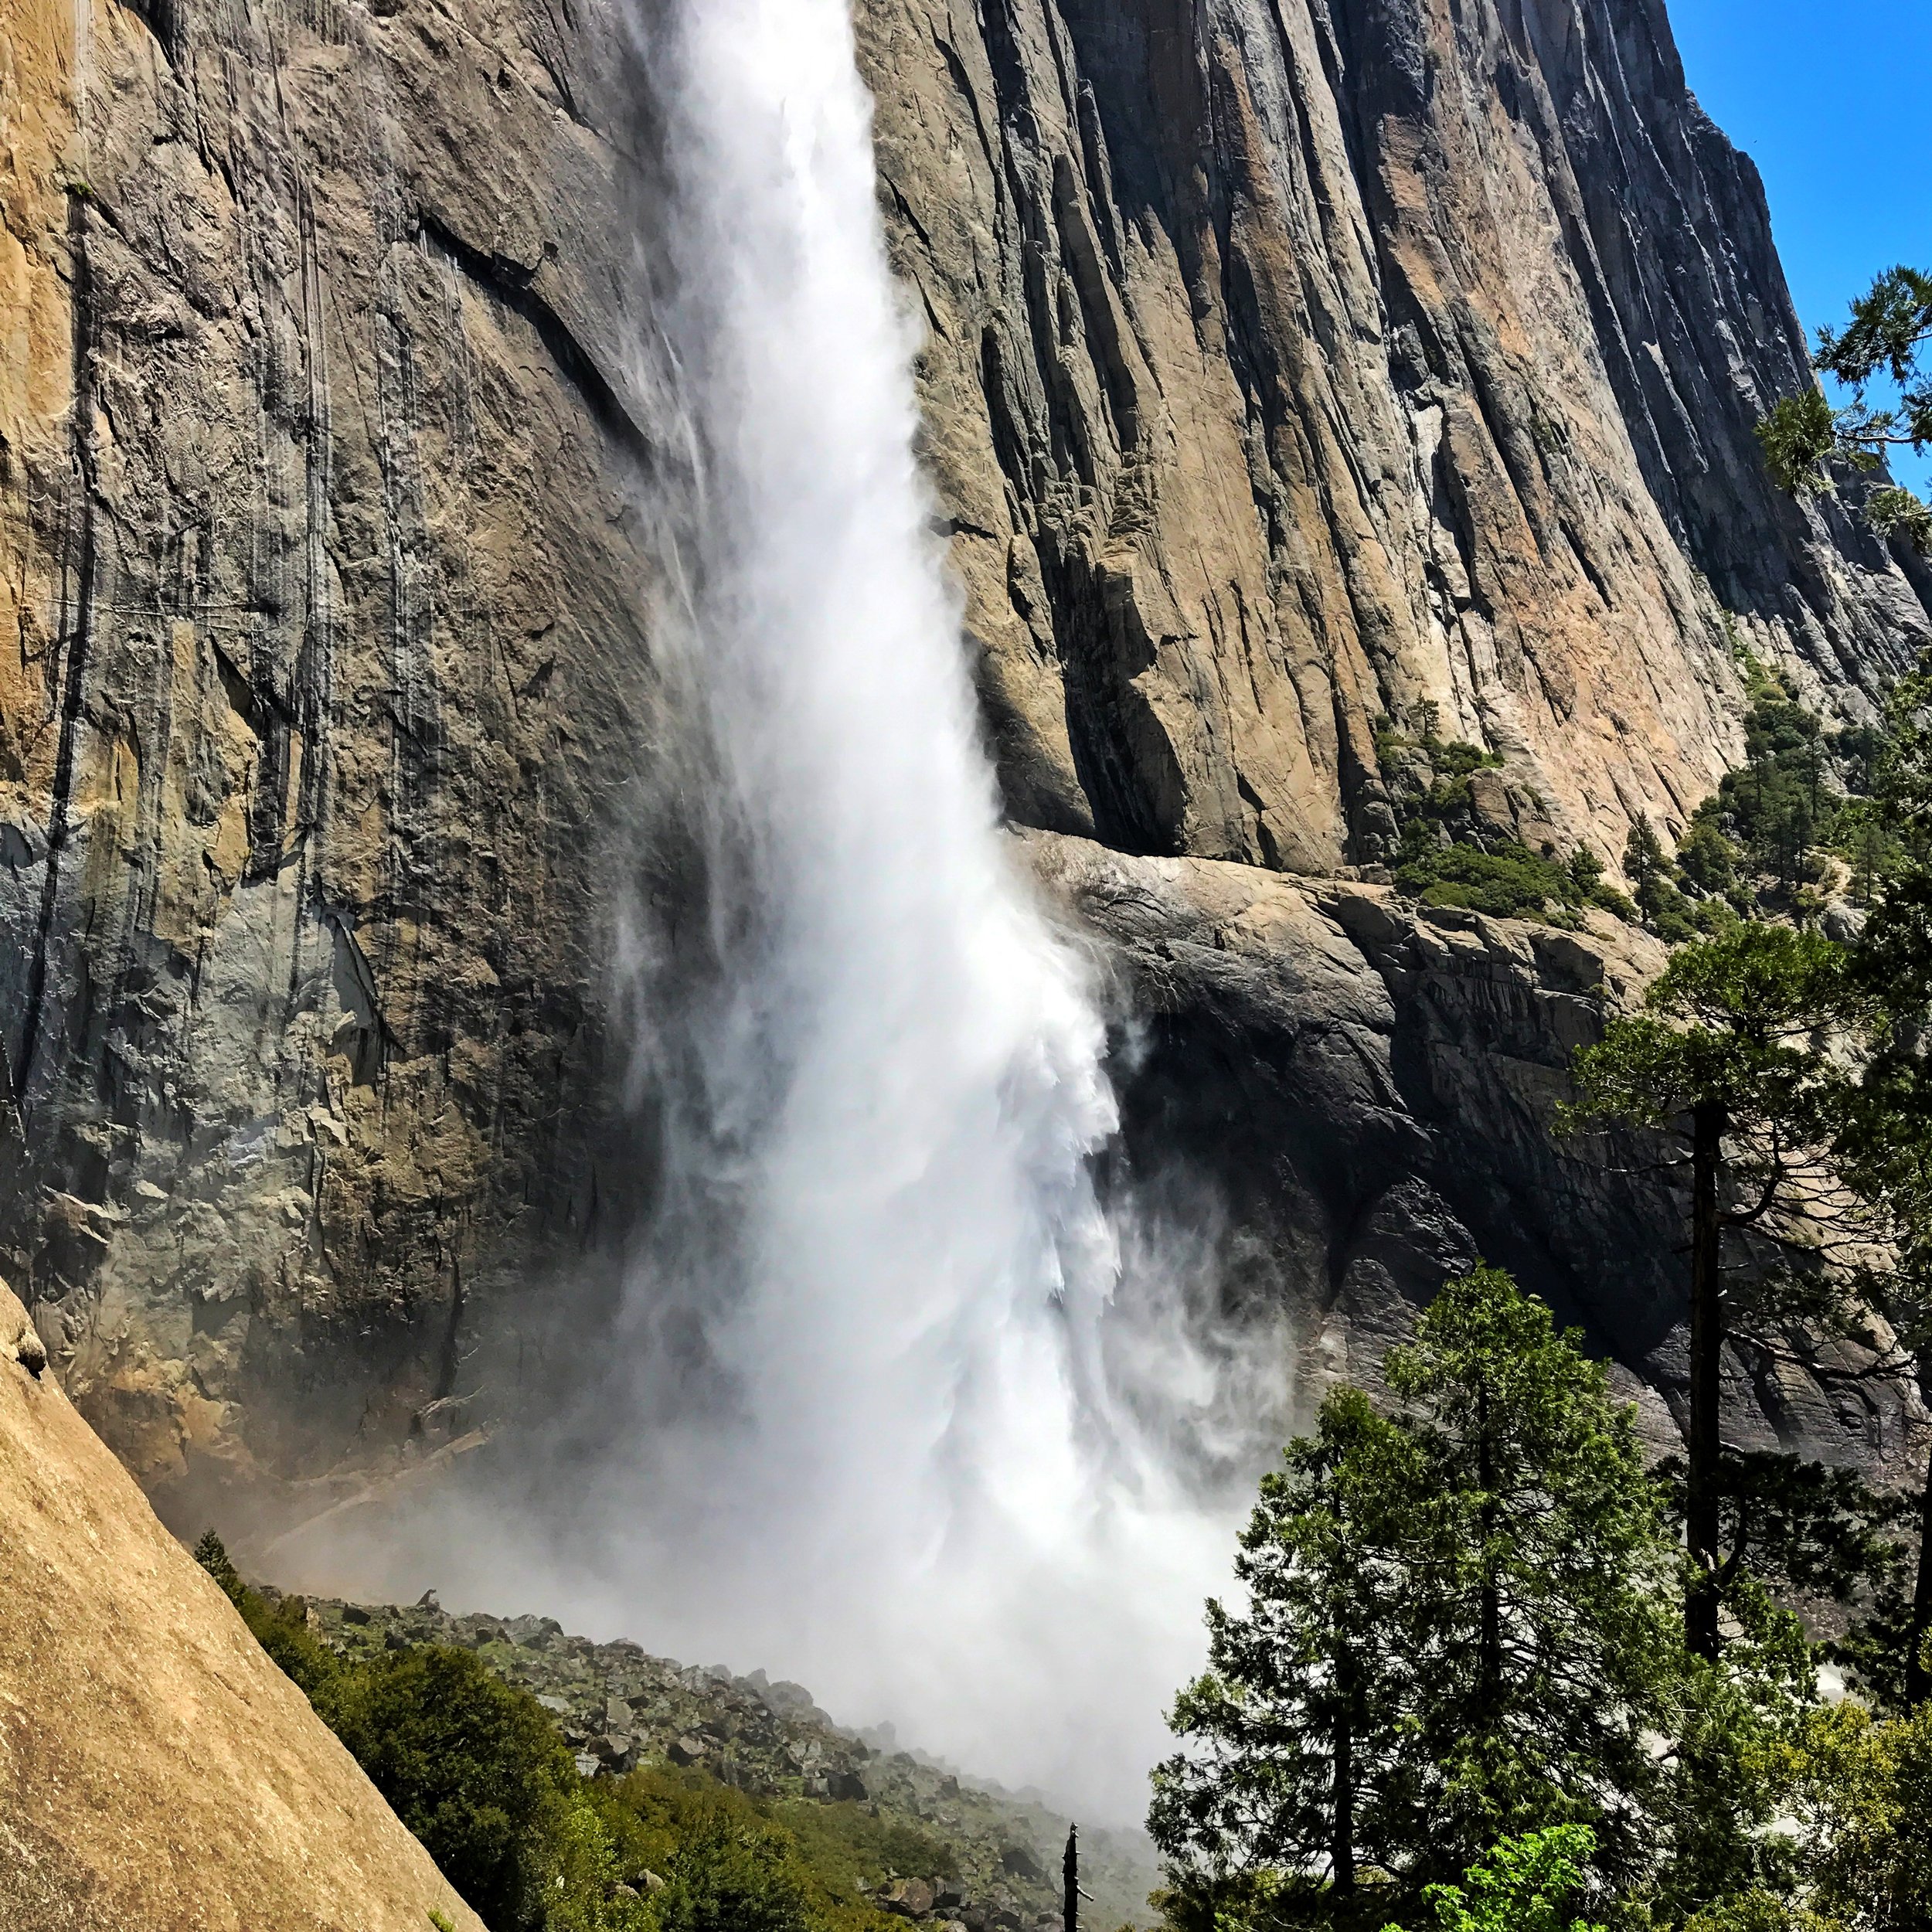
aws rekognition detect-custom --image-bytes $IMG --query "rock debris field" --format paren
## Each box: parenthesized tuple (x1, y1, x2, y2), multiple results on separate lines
(298, 1589, 1158, 1931)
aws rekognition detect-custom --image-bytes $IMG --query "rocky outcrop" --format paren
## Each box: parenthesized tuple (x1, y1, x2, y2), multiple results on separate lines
(1027, 831, 1916, 1472)
(0, 1278, 484, 1928)
(862, 0, 1931, 868)
(1, 0, 1926, 1498)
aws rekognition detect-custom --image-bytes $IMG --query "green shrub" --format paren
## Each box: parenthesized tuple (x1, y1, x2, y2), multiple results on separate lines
(193, 1532, 345, 1714)
(769, 1801, 957, 1893)
(335, 1646, 591, 1932)
(590, 1768, 912, 1932)
(193, 1539, 919, 1932)
(192, 1536, 639, 1932)
(1399, 1826, 1607, 1932)
(1393, 831, 1621, 927)
(1374, 717, 1629, 928)
(651, 1808, 816, 1932)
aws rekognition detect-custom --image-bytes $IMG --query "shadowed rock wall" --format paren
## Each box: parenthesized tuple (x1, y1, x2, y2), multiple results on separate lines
(0, 0, 663, 1502)
(1026, 832, 1913, 1475)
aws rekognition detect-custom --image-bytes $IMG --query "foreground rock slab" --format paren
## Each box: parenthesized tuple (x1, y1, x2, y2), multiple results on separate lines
(0, 1281, 481, 1932)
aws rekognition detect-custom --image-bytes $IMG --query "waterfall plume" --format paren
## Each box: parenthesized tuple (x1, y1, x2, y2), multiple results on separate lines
(294, 0, 1287, 1822)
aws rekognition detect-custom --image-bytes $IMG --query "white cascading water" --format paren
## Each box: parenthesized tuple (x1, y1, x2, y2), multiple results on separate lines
(585, 0, 1285, 1819)
(299, 0, 1284, 1822)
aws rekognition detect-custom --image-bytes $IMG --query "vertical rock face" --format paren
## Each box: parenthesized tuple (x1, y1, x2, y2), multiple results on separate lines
(0, 0, 663, 1498)
(859, 0, 1930, 868)
(0, 0, 1924, 1496)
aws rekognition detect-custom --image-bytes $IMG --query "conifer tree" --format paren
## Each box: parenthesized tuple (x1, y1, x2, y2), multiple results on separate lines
(1152, 1272, 1687, 1917)
(1149, 1389, 1428, 1916)
(1623, 818, 1674, 927)
(1383, 1270, 1682, 1892)
(1759, 265, 1932, 553)
(1831, 654, 1932, 1706)
(1569, 927, 1861, 1658)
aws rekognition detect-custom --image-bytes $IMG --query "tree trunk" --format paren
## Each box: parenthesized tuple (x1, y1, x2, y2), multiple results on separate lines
(1687, 1100, 1726, 1661)
(1332, 1657, 1357, 1897)
(1907, 1427, 1932, 1709)
(1478, 1386, 1502, 1715)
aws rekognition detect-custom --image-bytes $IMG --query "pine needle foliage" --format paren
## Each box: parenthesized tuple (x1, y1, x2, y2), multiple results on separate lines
(1149, 1388, 1428, 1918)
(1758, 267, 1932, 553)
(1382, 1271, 1683, 1893)
(1567, 923, 1865, 1658)
(1151, 1271, 1689, 1923)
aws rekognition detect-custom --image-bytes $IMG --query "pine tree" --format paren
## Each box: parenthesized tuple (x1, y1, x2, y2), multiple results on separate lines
(1149, 1389, 1429, 1917)
(192, 1528, 247, 1605)
(1568, 925, 1862, 1658)
(1758, 265, 1932, 553)
(1623, 817, 1672, 926)
(1832, 655, 1932, 1707)
(1384, 1270, 1683, 1893)
(1152, 1272, 1689, 1918)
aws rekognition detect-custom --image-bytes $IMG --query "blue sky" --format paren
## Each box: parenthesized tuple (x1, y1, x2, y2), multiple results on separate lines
(1667, 0, 1932, 489)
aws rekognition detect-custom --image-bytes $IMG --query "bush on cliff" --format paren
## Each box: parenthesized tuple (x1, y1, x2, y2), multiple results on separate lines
(1392, 830, 1614, 926)
(334, 1645, 615, 1931)
(192, 1530, 347, 1716)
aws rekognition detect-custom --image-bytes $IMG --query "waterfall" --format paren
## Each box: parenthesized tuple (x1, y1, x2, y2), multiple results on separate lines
(579, 0, 1281, 1818)
(300, 0, 1284, 1822)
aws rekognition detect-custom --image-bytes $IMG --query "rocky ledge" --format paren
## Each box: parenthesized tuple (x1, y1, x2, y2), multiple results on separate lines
(1027, 831, 1917, 1475)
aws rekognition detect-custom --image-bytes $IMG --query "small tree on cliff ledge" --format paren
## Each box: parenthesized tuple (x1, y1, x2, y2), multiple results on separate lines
(1567, 924, 1864, 1660)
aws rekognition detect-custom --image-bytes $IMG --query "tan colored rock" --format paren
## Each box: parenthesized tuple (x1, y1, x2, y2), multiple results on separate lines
(0, 1276, 483, 1930)
(862, 0, 1930, 872)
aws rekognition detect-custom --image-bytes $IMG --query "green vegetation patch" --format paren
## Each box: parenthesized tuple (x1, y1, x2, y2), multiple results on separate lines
(1374, 707, 1629, 927)
(193, 1535, 934, 1932)
(1393, 832, 1625, 927)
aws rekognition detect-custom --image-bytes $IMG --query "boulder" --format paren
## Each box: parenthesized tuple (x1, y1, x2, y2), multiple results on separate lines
(881, 1879, 937, 1918)
(1468, 768, 1516, 839)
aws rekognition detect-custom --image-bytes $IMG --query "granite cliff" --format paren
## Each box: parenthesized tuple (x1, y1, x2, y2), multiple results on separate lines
(862, 0, 1930, 866)
(0, 1277, 483, 1929)
(1, 0, 1926, 1509)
